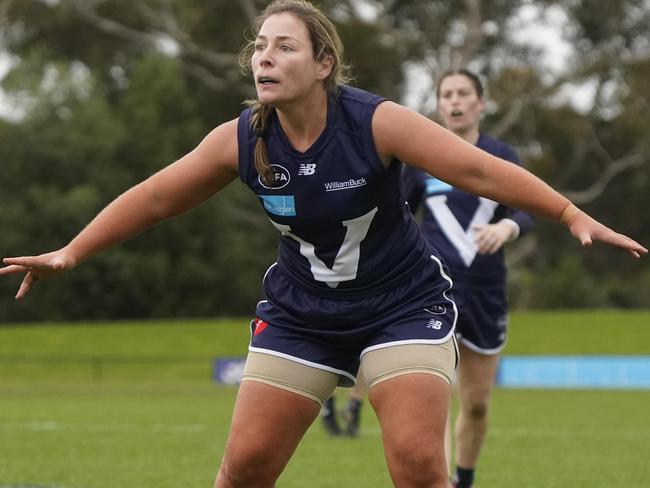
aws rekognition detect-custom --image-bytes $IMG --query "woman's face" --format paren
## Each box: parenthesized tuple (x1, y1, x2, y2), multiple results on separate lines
(252, 12, 332, 106)
(437, 74, 485, 134)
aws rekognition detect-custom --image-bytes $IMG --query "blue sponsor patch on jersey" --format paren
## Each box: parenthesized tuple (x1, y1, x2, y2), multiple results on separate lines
(425, 177, 453, 194)
(260, 195, 297, 216)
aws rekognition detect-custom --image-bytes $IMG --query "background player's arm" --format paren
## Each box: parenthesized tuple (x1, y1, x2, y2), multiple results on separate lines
(372, 101, 646, 257)
(1, 119, 239, 298)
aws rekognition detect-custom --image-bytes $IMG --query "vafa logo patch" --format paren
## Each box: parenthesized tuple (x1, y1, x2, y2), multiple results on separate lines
(259, 164, 291, 189)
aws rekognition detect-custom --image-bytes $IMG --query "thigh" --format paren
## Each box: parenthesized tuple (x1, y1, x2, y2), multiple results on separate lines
(369, 373, 451, 477)
(221, 380, 321, 481)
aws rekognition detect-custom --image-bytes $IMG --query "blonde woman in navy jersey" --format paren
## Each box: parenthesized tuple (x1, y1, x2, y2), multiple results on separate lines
(1, 2, 645, 487)
(403, 69, 533, 488)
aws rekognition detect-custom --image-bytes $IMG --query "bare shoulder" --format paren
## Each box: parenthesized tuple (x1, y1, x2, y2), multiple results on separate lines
(372, 101, 435, 161)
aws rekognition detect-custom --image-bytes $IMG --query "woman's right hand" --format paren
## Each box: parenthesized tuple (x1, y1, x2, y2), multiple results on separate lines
(0, 250, 76, 300)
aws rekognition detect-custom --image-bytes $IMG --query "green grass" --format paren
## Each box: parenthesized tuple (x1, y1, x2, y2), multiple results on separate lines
(506, 310, 650, 355)
(0, 311, 649, 487)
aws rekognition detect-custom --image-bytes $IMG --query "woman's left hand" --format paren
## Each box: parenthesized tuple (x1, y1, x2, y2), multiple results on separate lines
(474, 222, 516, 255)
(566, 211, 648, 259)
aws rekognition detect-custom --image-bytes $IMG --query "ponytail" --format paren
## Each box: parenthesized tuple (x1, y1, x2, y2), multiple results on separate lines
(248, 101, 275, 186)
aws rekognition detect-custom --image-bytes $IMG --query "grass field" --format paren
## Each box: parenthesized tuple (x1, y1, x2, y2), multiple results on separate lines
(0, 311, 649, 487)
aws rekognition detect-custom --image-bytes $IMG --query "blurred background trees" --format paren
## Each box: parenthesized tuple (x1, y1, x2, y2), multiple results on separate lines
(0, 0, 648, 321)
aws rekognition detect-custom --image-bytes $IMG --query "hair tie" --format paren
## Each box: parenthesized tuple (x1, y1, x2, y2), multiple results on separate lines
(255, 128, 265, 138)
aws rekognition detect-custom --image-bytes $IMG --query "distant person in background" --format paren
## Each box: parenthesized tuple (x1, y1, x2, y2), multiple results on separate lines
(403, 68, 534, 488)
(0, 2, 645, 487)
(321, 377, 365, 437)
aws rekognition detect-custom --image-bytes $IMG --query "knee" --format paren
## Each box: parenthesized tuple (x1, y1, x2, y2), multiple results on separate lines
(219, 444, 279, 487)
(464, 398, 490, 420)
(469, 400, 489, 419)
(389, 442, 448, 488)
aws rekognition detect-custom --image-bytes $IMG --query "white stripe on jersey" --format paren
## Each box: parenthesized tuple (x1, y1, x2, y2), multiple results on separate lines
(425, 195, 498, 267)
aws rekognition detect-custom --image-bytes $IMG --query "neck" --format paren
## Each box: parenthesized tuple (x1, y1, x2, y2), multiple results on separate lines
(275, 88, 329, 152)
(454, 126, 480, 145)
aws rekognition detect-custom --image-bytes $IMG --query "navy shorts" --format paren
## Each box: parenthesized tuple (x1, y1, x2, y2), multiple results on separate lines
(451, 280, 508, 354)
(249, 254, 457, 386)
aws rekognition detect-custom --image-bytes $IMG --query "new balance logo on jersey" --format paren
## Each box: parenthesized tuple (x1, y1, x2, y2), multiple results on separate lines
(298, 163, 316, 175)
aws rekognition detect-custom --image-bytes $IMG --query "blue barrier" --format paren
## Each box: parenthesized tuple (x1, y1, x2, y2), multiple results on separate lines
(497, 356, 650, 389)
(213, 355, 650, 389)
(213, 357, 246, 385)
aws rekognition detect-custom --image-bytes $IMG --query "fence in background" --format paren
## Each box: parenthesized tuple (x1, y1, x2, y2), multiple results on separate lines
(3, 354, 650, 389)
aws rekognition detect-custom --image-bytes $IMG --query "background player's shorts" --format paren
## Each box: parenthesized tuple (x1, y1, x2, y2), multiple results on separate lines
(451, 280, 508, 354)
(249, 254, 458, 386)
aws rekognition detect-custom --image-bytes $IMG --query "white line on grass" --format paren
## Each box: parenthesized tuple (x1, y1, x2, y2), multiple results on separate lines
(0, 421, 207, 434)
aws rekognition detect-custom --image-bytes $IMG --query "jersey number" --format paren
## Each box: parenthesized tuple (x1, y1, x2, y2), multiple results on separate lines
(271, 207, 378, 288)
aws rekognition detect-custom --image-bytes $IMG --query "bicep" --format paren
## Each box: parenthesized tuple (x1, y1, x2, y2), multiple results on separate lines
(372, 102, 568, 220)
(373, 102, 491, 190)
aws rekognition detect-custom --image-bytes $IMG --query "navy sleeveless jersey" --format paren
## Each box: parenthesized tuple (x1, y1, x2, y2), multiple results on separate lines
(237, 85, 431, 298)
(403, 133, 534, 284)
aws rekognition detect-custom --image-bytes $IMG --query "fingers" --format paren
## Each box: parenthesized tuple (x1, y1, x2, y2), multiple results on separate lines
(3, 256, 40, 267)
(629, 249, 641, 259)
(0, 264, 29, 276)
(2, 251, 74, 300)
(572, 222, 647, 257)
(577, 232, 593, 248)
(610, 234, 647, 257)
(477, 238, 502, 255)
(474, 225, 508, 255)
(15, 272, 38, 300)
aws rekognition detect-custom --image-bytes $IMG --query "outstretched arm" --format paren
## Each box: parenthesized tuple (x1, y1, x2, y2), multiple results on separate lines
(1, 119, 240, 299)
(373, 101, 647, 258)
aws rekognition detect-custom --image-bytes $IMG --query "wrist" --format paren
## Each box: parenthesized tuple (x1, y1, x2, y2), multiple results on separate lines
(560, 203, 581, 226)
(60, 245, 82, 269)
(498, 218, 520, 241)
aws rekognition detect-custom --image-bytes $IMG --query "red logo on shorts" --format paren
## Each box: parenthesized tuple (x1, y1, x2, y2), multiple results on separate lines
(253, 318, 269, 336)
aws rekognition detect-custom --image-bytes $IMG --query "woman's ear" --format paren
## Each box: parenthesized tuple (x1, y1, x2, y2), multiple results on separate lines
(317, 54, 334, 80)
(477, 97, 487, 113)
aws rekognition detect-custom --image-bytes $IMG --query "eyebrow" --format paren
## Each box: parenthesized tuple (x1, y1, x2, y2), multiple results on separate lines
(256, 34, 300, 43)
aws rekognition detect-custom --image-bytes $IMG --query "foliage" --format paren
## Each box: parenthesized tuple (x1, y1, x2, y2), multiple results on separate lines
(0, 0, 648, 321)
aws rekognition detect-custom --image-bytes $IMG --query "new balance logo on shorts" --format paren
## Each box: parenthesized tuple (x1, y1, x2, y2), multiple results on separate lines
(427, 319, 442, 329)
(298, 163, 316, 175)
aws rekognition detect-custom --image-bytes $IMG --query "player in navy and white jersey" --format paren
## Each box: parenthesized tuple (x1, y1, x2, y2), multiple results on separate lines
(403, 68, 534, 488)
(1, 2, 646, 487)
(238, 82, 456, 390)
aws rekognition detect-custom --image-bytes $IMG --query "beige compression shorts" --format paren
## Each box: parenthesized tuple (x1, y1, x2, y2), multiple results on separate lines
(241, 336, 458, 405)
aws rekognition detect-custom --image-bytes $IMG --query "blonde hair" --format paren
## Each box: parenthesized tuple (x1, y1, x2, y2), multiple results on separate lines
(239, 0, 352, 186)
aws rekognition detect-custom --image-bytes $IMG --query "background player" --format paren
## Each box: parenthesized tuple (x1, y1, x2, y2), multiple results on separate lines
(403, 68, 534, 488)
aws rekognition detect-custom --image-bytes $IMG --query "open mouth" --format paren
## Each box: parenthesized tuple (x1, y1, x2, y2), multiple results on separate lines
(450, 109, 463, 117)
(257, 76, 279, 85)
